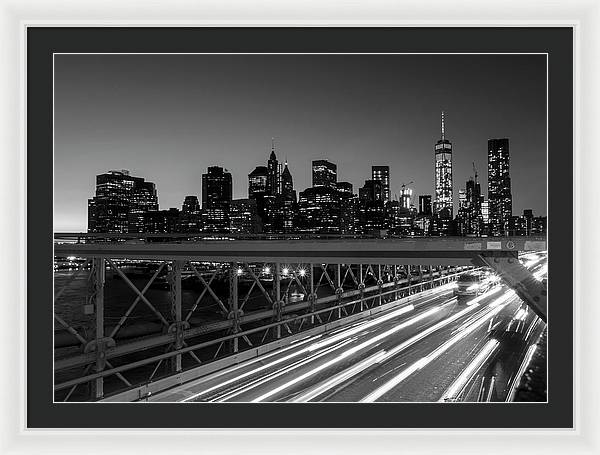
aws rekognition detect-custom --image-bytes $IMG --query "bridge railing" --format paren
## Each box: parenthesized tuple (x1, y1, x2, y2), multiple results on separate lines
(54, 258, 472, 402)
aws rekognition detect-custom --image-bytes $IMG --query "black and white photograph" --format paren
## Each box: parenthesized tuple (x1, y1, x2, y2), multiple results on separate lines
(52, 51, 549, 404)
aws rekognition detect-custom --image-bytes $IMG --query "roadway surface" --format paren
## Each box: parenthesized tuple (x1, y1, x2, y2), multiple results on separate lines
(150, 256, 547, 403)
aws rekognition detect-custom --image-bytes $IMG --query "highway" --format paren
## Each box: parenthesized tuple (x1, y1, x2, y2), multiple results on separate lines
(150, 256, 547, 403)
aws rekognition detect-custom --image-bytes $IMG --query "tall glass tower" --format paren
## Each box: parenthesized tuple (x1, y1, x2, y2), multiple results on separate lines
(487, 138, 512, 236)
(434, 111, 453, 219)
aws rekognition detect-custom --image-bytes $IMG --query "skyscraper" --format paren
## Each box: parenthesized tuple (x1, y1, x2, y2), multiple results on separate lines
(266, 138, 280, 196)
(488, 138, 512, 236)
(371, 166, 390, 203)
(312, 160, 337, 188)
(202, 166, 232, 233)
(281, 162, 296, 203)
(178, 195, 201, 233)
(419, 195, 432, 216)
(87, 169, 158, 234)
(434, 111, 453, 219)
(248, 166, 268, 198)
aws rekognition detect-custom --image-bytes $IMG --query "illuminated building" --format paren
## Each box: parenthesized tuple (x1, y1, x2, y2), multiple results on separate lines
(297, 186, 340, 234)
(312, 160, 337, 188)
(372, 166, 390, 203)
(488, 138, 512, 236)
(434, 111, 453, 220)
(202, 166, 232, 233)
(248, 166, 268, 198)
(400, 186, 413, 209)
(87, 169, 158, 234)
(267, 138, 281, 196)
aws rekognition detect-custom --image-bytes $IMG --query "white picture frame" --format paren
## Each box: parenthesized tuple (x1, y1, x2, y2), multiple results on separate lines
(1, 0, 597, 453)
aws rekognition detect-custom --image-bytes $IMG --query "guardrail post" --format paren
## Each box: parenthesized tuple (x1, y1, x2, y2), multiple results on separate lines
(90, 257, 105, 399)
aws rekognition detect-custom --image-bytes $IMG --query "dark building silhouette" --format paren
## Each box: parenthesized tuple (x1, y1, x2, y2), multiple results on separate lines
(145, 208, 180, 234)
(371, 166, 390, 203)
(337, 181, 359, 235)
(230, 198, 262, 234)
(279, 162, 298, 233)
(419, 195, 433, 216)
(202, 166, 232, 233)
(312, 159, 337, 188)
(488, 138, 512, 236)
(87, 169, 158, 234)
(359, 179, 385, 233)
(434, 111, 453, 221)
(178, 195, 202, 233)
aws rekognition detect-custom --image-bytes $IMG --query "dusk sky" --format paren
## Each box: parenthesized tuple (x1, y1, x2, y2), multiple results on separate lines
(54, 54, 546, 232)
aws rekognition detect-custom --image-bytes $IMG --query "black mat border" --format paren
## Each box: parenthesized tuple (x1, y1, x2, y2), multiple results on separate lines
(28, 27, 573, 429)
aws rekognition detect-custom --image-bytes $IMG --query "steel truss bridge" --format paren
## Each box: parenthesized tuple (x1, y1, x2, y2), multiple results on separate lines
(53, 235, 547, 402)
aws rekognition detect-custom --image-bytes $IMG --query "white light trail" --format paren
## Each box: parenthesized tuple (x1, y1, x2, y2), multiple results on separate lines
(213, 338, 356, 402)
(360, 290, 516, 402)
(250, 305, 447, 402)
(180, 300, 422, 402)
(438, 339, 499, 402)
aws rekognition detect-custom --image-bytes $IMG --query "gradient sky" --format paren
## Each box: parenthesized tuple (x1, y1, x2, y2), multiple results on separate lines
(54, 54, 547, 232)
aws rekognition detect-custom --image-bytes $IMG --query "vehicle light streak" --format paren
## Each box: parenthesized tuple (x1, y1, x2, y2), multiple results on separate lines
(250, 305, 448, 402)
(289, 351, 388, 402)
(181, 297, 433, 402)
(438, 339, 500, 401)
(506, 343, 538, 402)
(360, 291, 516, 402)
(212, 338, 356, 402)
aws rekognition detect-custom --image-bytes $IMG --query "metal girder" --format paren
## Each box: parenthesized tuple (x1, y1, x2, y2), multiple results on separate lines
(54, 236, 546, 265)
(478, 253, 547, 322)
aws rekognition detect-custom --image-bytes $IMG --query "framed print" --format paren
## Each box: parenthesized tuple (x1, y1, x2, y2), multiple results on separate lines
(1, 0, 598, 453)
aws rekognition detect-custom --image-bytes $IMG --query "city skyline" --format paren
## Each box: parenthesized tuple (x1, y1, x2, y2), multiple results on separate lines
(54, 54, 547, 231)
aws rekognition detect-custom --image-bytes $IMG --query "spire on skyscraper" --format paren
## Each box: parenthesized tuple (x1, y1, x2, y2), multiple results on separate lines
(270, 137, 276, 160)
(441, 111, 445, 141)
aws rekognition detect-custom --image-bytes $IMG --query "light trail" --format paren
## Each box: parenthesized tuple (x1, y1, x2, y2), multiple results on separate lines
(250, 304, 450, 402)
(282, 290, 505, 402)
(360, 290, 516, 402)
(288, 351, 388, 402)
(212, 338, 356, 402)
(438, 338, 500, 402)
(180, 291, 447, 402)
(506, 343, 538, 402)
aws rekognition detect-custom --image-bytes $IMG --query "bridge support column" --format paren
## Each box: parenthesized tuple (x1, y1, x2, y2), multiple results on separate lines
(478, 253, 547, 323)
(274, 262, 281, 339)
(407, 264, 412, 295)
(377, 264, 383, 306)
(359, 264, 364, 312)
(229, 262, 239, 353)
(309, 264, 316, 324)
(90, 257, 105, 399)
(336, 264, 342, 319)
(168, 260, 184, 373)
